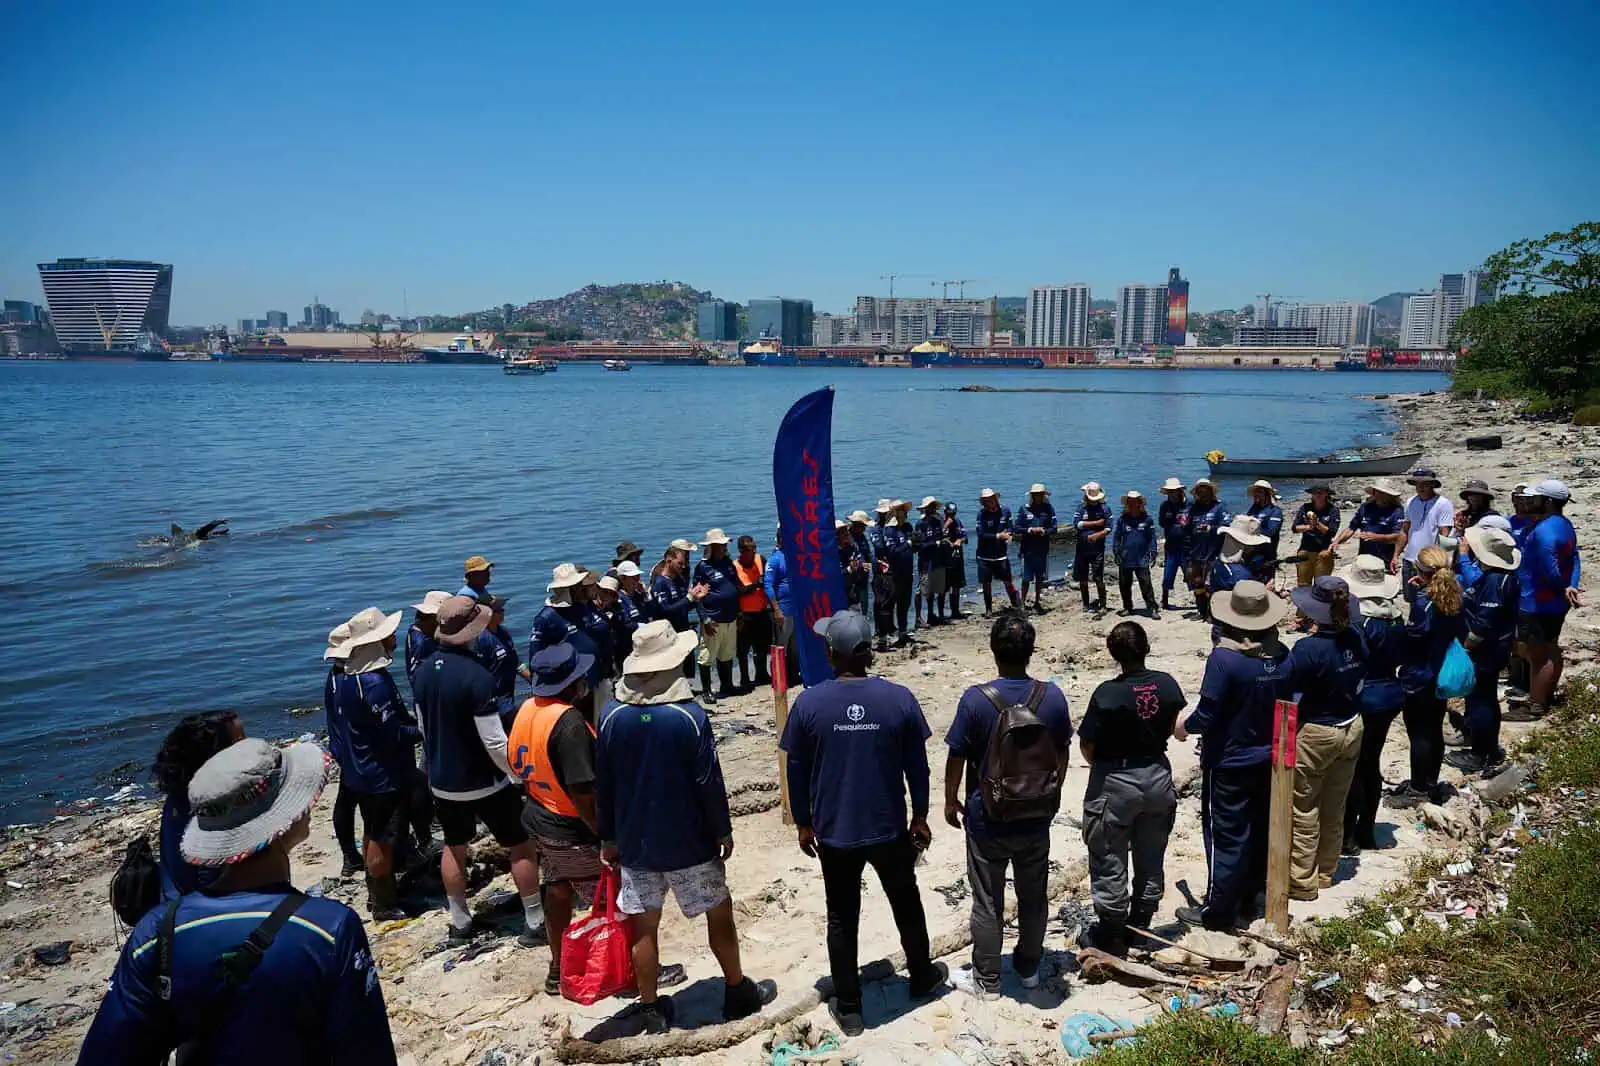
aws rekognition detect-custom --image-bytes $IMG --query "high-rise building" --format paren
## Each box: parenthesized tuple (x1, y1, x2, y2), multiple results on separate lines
(1116, 284, 1169, 348)
(851, 296, 993, 346)
(1233, 324, 1320, 347)
(265, 310, 289, 330)
(813, 314, 853, 346)
(1400, 294, 1440, 348)
(36, 258, 173, 353)
(1276, 302, 1375, 346)
(1165, 267, 1189, 346)
(745, 298, 814, 345)
(1400, 271, 1496, 348)
(302, 301, 339, 329)
(2, 299, 43, 324)
(696, 300, 739, 342)
(1025, 284, 1091, 347)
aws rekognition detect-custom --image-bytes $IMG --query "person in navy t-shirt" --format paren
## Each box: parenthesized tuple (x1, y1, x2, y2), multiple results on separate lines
(781, 611, 947, 1035)
(1334, 481, 1407, 573)
(943, 612, 1073, 993)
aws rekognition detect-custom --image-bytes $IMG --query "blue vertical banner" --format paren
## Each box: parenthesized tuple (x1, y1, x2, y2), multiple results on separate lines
(773, 387, 848, 687)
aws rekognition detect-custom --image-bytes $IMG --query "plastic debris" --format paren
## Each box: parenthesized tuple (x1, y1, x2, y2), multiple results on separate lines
(1312, 973, 1342, 991)
(1060, 1012, 1137, 1058)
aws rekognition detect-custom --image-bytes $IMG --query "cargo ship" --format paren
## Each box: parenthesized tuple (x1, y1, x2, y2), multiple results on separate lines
(908, 339, 1044, 369)
(741, 338, 866, 367)
(529, 343, 708, 366)
(420, 333, 503, 365)
(214, 336, 309, 362)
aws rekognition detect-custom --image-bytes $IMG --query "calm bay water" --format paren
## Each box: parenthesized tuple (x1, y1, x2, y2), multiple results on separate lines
(0, 362, 1446, 821)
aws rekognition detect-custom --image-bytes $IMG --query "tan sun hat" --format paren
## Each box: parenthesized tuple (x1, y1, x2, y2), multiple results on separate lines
(1221, 514, 1269, 547)
(668, 537, 698, 553)
(979, 488, 998, 500)
(848, 510, 870, 524)
(1369, 478, 1406, 500)
(1123, 489, 1145, 501)
(548, 562, 588, 590)
(598, 574, 621, 592)
(1211, 581, 1290, 631)
(920, 495, 940, 510)
(1250, 479, 1277, 496)
(623, 619, 700, 674)
(435, 595, 491, 647)
(1161, 477, 1184, 493)
(874, 500, 893, 514)
(330, 607, 402, 672)
(700, 528, 731, 547)
(1192, 477, 1215, 491)
(891, 500, 909, 512)
(1337, 554, 1403, 601)
(1081, 482, 1106, 502)
(1464, 525, 1522, 572)
(411, 590, 451, 615)
(1029, 483, 1050, 495)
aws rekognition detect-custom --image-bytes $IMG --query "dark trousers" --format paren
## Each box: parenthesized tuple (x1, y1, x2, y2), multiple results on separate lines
(1402, 691, 1447, 791)
(966, 830, 1050, 988)
(1118, 566, 1158, 612)
(407, 766, 435, 845)
(333, 785, 360, 860)
(817, 834, 933, 1013)
(1464, 658, 1505, 760)
(892, 567, 913, 637)
(1199, 762, 1271, 929)
(336, 768, 433, 859)
(736, 610, 773, 684)
(1344, 704, 1400, 843)
(1161, 549, 1186, 594)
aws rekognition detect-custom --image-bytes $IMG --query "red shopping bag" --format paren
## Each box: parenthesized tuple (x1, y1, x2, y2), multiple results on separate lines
(560, 866, 635, 1004)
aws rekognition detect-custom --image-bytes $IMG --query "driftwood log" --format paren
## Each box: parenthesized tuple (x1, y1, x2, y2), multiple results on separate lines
(554, 856, 1089, 1063)
(1076, 947, 1193, 989)
(1255, 960, 1300, 1035)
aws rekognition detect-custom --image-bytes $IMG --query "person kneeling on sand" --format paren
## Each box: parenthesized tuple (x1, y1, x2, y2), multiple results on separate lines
(783, 611, 946, 1034)
(944, 612, 1072, 994)
(79, 739, 399, 1065)
(1078, 622, 1185, 956)
(596, 620, 775, 1034)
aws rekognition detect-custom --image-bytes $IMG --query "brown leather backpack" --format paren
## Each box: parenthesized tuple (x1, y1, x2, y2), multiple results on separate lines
(978, 681, 1062, 822)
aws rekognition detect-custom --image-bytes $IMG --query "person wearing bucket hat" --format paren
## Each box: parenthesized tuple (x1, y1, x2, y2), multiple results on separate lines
(1444, 525, 1524, 773)
(404, 591, 452, 697)
(1182, 479, 1232, 622)
(1401, 468, 1457, 588)
(1338, 554, 1408, 853)
(1112, 490, 1160, 618)
(871, 502, 915, 645)
(1333, 480, 1406, 574)
(530, 564, 614, 709)
(613, 540, 645, 571)
(459, 555, 494, 600)
(1245, 481, 1284, 582)
(149, 711, 245, 905)
(1015, 484, 1057, 612)
(81, 737, 401, 1065)
(1157, 478, 1190, 611)
(913, 497, 951, 628)
(1072, 483, 1113, 616)
(841, 511, 872, 613)
(1454, 479, 1499, 535)
(975, 489, 1021, 616)
(596, 619, 777, 1033)
(1290, 484, 1341, 588)
(691, 529, 741, 702)
(1284, 578, 1368, 900)
(1391, 547, 1467, 808)
(943, 502, 968, 620)
(1209, 515, 1267, 600)
(1510, 479, 1580, 723)
(322, 606, 424, 920)
(414, 596, 547, 946)
(1172, 582, 1291, 930)
(611, 561, 650, 672)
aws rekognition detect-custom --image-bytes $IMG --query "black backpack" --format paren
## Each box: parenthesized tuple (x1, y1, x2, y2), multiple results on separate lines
(110, 835, 163, 927)
(978, 682, 1062, 822)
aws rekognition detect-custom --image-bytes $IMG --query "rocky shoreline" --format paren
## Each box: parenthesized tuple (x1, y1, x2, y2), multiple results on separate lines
(1, 390, 1593, 1066)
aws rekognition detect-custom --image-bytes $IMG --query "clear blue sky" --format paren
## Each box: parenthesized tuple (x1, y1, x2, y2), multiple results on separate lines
(3, 0, 1596, 323)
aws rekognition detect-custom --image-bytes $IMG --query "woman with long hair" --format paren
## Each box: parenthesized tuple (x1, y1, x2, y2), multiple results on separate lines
(1285, 577, 1368, 899)
(1393, 546, 1466, 807)
(1339, 557, 1408, 851)
(152, 709, 244, 900)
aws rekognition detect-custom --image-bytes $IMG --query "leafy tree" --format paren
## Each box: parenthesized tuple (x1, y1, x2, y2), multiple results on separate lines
(1453, 222, 1600, 407)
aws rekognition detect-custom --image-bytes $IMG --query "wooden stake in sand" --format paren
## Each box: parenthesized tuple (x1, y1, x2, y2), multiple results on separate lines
(771, 645, 793, 825)
(1265, 699, 1298, 935)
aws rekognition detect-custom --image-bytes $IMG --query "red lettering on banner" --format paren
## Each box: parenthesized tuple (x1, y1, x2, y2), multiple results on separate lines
(801, 590, 833, 629)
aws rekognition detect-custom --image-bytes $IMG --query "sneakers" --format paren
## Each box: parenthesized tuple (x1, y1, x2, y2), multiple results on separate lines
(1444, 750, 1505, 774)
(446, 921, 481, 944)
(1385, 782, 1431, 809)
(828, 997, 865, 1037)
(516, 927, 548, 949)
(1503, 705, 1546, 723)
(1116, 607, 1134, 617)
(723, 976, 777, 1021)
(340, 853, 365, 879)
(950, 964, 998, 1001)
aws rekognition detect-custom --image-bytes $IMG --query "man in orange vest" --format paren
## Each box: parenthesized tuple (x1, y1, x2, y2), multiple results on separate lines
(733, 535, 773, 692)
(508, 642, 601, 995)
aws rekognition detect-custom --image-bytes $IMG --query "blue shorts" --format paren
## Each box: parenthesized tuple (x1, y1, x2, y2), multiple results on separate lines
(1021, 552, 1051, 583)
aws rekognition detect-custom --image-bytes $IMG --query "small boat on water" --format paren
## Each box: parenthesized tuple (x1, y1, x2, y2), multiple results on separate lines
(1206, 449, 1424, 479)
(603, 359, 631, 372)
(503, 355, 549, 376)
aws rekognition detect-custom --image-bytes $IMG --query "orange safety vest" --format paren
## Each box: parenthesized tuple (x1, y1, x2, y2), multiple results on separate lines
(734, 554, 768, 613)
(507, 696, 595, 819)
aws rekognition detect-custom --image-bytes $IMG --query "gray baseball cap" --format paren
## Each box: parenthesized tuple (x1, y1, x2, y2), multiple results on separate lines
(812, 610, 873, 655)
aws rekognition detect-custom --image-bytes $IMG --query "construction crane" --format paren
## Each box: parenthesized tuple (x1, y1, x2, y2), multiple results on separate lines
(931, 278, 986, 300)
(879, 273, 931, 298)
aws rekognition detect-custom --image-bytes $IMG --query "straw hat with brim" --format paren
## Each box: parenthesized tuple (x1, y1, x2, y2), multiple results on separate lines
(700, 528, 732, 547)
(1192, 478, 1215, 491)
(529, 643, 595, 698)
(435, 596, 490, 647)
(464, 555, 493, 574)
(1081, 482, 1106, 502)
(1211, 581, 1291, 631)
(1029, 484, 1050, 496)
(920, 496, 940, 510)
(1368, 479, 1405, 500)
(1292, 576, 1363, 627)
(1221, 515, 1269, 547)
(623, 619, 700, 674)
(548, 562, 587, 590)
(1338, 555, 1402, 601)
(1161, 477, 1184, 493)
(181, 739, 332, 866)
(1464, 525, 1522, 572)
(848, 510, 871, 524)
(412, 590, 451, 615)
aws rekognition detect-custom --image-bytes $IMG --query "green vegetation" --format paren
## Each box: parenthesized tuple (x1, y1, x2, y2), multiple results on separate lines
(1571, 405, 1600, 426)
(1452, 221, 1600, 412)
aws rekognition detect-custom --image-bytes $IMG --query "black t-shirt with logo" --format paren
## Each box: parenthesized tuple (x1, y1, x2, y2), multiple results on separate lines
(1079, 668, 1187, 763)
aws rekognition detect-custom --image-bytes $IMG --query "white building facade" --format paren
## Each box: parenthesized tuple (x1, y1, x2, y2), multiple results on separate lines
(1024, 283, 1091, 347)
(1276, 301, 1375, 346)
(1116, 284, 1168, 348)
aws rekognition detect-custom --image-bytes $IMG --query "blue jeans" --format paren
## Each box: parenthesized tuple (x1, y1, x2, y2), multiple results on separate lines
(1464, 656, 1506, 759)
(1162, 548, 1187, 594)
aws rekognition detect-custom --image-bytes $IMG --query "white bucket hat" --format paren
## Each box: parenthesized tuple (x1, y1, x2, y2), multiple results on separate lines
(700, 528, 731, 547)
(1161, 477, 1184, 493)
(181, 739, 332, 866)
(411, 590, 451, 615)
(1081, 482, 1106, 502)
(616, 560, 643, 578)
(623, 619, 700, 674)
(1250, 479, 1277, 497)
(1368, 479, 1405, 500)
(1123, 489, 1144, 502)
(1221, 514, 1269, 547)
(920, 496, 940, 511)
(1464, 525, 1522, 571)
(1210, 581, 1290, 632)
(1029, 483, 1050, 495)
(597, 574, 621, 593)
(979, 488, 998, 500)
(1337, 554, 1403, 601)
(1192, 477, 1215, 491)
(548, 562, 588, 590)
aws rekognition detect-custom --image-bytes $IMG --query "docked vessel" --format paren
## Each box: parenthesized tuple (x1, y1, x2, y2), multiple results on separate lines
(421, 333, 503, 365)
(909, 338, 1043, 369)
(741, 338, 865, 368)
(1205, 449, 1424, 479)
(503, 355, 550, 376)
(603, 359, 631, 372)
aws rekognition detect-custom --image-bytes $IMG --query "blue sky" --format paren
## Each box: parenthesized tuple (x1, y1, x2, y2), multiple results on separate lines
(3, 0, 1596, 323)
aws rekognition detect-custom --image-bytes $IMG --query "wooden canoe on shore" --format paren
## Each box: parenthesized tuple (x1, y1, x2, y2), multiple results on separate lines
(1206, 450, 1423, 479)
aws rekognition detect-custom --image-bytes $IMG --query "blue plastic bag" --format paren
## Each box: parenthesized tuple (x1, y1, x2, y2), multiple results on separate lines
(1437, 639, 1475, 699)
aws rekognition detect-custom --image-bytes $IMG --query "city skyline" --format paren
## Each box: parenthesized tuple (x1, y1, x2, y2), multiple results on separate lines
(3, 1, 1597, 323)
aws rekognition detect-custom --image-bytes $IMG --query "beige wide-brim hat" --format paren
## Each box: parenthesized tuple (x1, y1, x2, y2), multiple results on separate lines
(1221, 515, 1269, 547)
(1337, 555, 1403, 600)
(623, 619, 700, 674)
(669, 537, 698, 553)
(1192, 477, 1215, 491)
(1464, 525, 1523, 572)
(1029, 483, 1050, 495)
(891, 500, 909, 512)
(1081, 482, 1106, 502)
(598, 574, 622, 593)
(326, 606, 401, 661)
(1250, 479, 1278, 497)
(1161, 477, 1184, 492)
(1369, 479, 1406, 500)
(548, 562, 587, 590)
(1211, 581, 1291, 631)
(848, 510, 871, 524)
(979, 488, 998, 500)
(920, 496, 940, 510)
(411, 590, 451, 615)
(700, 528, 731, 547)
(874, 501, 893, 514)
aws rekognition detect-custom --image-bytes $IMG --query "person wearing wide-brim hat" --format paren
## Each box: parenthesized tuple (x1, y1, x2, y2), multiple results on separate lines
(1016, 484, 1058, 612)
(460, 555, 494, 600)
(975, 488, 1022, 616)
(1171, 581, 1291, 931)
(404, 591, 452, 693)
(80, 735, 407, 1064)
(1290, 483, 1341, 588)
(1399, 468, 1455, 590)
(1443, 526, 1525, 775)
(1283, 577, 1368, 900)
(1208, 515, 1267, 601)
(840, 511, 873, 615)
(595, 619, 775, 1032)
(1455, 479, 1499, 534)
(913, 497, 950, 629)
(613, 541, 645, 571)
(1073, 482, 1114, 616)
(689, 529, 741, 703)
(1244, 481, 1284, 583)
(1157, 478, 1190, 612)
(1111, 490, 1161, 618)
(942, 501, 968, 621)
(1182, 478, 1231, 622)
(1334, 554, 1406, 852)
(1333, 479, 1407, 576)
(530, 564, 614, 709)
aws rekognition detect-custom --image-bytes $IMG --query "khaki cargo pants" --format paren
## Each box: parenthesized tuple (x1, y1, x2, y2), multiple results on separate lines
(1292, 718, 1363, 895)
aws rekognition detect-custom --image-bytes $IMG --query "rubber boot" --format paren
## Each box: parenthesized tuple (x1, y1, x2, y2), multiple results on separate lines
(753, 649, 770, 687)
(366, 873, 406, 922)
(698, 664, 717, 705)
(1084, 916, 1128, 957)
(716, 660, 736, 701)
(737, 654, 751, 693)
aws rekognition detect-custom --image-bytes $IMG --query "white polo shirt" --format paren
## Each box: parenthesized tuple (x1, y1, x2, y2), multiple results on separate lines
(1403, 494, 1456, 563)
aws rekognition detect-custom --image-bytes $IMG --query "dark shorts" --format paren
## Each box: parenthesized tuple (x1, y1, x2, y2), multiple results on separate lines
(977, 558, 1013, 584)
(436, 786, 529, 848)
(352, 789, 408, 847)
(1073, 552, 1105, 583)
(1184, 557, 1213, 590)
(1517, 610, 1568, 645)
(1020, 552, 1050, 583)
